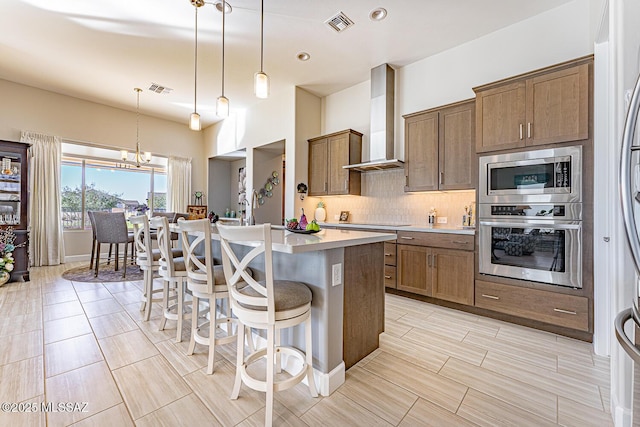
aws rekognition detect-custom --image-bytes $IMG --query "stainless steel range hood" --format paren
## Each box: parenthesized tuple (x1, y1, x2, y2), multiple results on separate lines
(344, 64, 404, 172)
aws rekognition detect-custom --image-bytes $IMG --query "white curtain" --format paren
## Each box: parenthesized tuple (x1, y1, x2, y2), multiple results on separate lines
(21, 131, 65, 266)
(167, 156, 192, 212)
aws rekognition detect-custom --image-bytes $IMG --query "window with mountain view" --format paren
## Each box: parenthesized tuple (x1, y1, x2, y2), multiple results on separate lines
(61, 155, 167, 230)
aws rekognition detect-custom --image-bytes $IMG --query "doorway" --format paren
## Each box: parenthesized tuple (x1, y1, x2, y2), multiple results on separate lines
(253, 140, 285, 225)
(208, 149, 247, 221)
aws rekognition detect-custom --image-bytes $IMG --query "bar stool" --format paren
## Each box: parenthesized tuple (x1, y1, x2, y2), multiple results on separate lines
(130, 215, 181, 321)
(150, 215, 190, 342)
(217, 223, 318, 426)
(179, 218, 238, 375)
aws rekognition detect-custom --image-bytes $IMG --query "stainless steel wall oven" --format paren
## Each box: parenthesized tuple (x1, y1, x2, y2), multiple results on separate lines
(478, 146, 583, 288)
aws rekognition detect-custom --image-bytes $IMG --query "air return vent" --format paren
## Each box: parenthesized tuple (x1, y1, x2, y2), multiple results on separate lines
(148, 83, 173, 94)
(325, 12, 354, 33)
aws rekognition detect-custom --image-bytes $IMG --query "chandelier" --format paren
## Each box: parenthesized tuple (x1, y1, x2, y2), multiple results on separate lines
(120, 88, 152, 168)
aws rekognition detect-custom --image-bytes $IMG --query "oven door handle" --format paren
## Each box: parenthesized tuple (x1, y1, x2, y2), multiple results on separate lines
(479, 220, 581, 230)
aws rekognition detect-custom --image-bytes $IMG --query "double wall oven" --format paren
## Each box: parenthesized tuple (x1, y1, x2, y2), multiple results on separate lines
(478, 146, 583, 288)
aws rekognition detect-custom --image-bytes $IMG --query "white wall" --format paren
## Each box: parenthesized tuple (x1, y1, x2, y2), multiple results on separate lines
(204, 87, 301, 219)
(0, 79, 206, 259)
(323, 1, 595, 162)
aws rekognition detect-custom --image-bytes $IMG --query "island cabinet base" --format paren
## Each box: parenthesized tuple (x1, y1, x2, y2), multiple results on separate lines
(343, 242, 384, 369)
(218, 240, 387, 396)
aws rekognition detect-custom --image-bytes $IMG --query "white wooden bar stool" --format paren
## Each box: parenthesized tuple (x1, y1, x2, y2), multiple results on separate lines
(217, 223, 318, 426)
(130, 215, 181, 321)
(179, 218, 238, 375)
(150, 215, 190, 342)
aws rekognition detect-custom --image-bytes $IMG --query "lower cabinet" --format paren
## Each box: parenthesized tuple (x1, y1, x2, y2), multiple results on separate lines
(396, 232, 474, 305)
(475, 280, 589, 332)
(384, 242, 397, 289)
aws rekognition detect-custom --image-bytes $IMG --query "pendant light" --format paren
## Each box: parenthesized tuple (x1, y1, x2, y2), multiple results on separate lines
(120, 88, 152, 168)
(254, 0, 269, 99)
(189, 0, 204, 131)
(216, 1, 229, 118)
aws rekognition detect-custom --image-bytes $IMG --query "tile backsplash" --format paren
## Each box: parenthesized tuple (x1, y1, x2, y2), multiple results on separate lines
(304, 169, 476, 227)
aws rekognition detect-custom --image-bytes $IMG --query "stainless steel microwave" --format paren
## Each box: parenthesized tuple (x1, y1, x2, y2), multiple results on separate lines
(479, 146, 582, 204)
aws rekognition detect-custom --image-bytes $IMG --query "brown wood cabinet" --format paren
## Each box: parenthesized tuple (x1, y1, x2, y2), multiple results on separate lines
(474, 56, 591, 153)
(396, 231, 474, 305)
(404, 99, 475, 192)
(308, 129, 362, 196)
(475, 280, 589, 332)
(383, 242, 397, 289)
(0, 140, 30, 282)
(343, 242, 385, 369)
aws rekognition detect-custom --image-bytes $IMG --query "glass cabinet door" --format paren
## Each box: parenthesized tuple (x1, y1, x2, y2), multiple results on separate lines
(0, 152, 21, 225)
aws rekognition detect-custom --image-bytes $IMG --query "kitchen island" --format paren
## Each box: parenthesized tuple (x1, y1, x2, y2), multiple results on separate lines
(180, 225, 397, 396)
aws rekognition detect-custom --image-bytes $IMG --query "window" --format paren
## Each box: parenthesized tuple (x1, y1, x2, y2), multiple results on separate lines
(61, 143, 167, 230)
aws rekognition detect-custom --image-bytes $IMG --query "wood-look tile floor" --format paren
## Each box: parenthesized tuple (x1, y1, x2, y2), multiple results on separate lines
(0, 263, 612, 426)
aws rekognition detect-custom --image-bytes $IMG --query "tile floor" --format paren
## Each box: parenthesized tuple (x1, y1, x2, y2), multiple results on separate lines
(0, 263, 613, 426)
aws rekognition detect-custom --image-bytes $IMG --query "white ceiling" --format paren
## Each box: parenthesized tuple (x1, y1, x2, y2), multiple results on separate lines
(0, 0, 571, 128)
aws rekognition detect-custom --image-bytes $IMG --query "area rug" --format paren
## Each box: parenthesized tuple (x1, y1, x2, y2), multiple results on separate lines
(62, 263, 144, 282)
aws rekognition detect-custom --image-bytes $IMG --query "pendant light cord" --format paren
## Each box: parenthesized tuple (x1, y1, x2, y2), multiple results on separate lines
(221, 2, 225, 97)
(193, 6, 198, 112)
(260, 0, 264, 72)
(135, 88, 141, 166)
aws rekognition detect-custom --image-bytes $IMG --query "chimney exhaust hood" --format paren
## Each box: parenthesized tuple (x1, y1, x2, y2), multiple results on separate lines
(344, 63, 404, 172)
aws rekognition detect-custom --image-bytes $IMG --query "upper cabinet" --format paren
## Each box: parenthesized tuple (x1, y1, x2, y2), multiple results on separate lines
(308, 129, 362, 196)
(309, 129, 362, 196)
(404, 99, 475, 192)
(474, 56, 591, 153)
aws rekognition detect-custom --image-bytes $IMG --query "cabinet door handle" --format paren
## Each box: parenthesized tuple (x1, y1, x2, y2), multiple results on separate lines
(400, 236, 414, 240)
(384, 275, 392, 279)
(324, 182, 328, 192)
(439, 171, 444, 185)
(427, 254, 432, 267)
(519, 124, 523, 140)
(452, 240, 469, 244)
(553, 308, 577, 315)
(433, 254, 437, 268)
(527, 122, 532, 139)
(384, 253, 392, 257)
(481, 294, 500, 300)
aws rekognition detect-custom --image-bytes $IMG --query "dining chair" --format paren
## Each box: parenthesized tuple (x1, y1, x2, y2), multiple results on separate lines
(87, 211, 98, 269)
(179, 218, 238, 374)
(151, 215, 190, 342)
(217, 223, 318, 426)
(92, 212, 133, 278)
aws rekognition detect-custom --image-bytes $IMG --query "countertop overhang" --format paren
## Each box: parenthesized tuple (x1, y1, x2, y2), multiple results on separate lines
(171, 223, 397, 254)
(318, 222, 475, 235)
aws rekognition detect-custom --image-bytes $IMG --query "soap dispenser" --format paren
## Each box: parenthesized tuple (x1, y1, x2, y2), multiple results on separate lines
(428, 207, 437, 228)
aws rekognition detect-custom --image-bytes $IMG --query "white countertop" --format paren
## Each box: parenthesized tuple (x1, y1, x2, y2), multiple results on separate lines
(172, 223, 397, 254)
(318, 222, 475, 235)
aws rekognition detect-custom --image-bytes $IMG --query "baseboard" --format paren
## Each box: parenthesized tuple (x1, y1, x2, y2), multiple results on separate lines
(612, 393, 632, 426)
(64, 254, 90, 263)
(252, 333, 345, 397)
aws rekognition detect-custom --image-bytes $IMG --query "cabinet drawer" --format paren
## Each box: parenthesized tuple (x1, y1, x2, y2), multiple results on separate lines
(396, 231, 474, 251)
(384, 242, 396, 266)
(475, 280, 589, 331)
(384, 265, 396, 289)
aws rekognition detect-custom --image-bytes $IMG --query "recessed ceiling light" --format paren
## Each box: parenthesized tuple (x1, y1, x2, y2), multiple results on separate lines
(297, 52, 310, 61)
(369, 7, 387, 21)
(215, 1, 232, 14)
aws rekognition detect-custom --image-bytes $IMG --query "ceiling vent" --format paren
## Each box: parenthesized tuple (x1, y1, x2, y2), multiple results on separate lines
(325, 12, 354, 33)
(148, 83, 173, 94)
